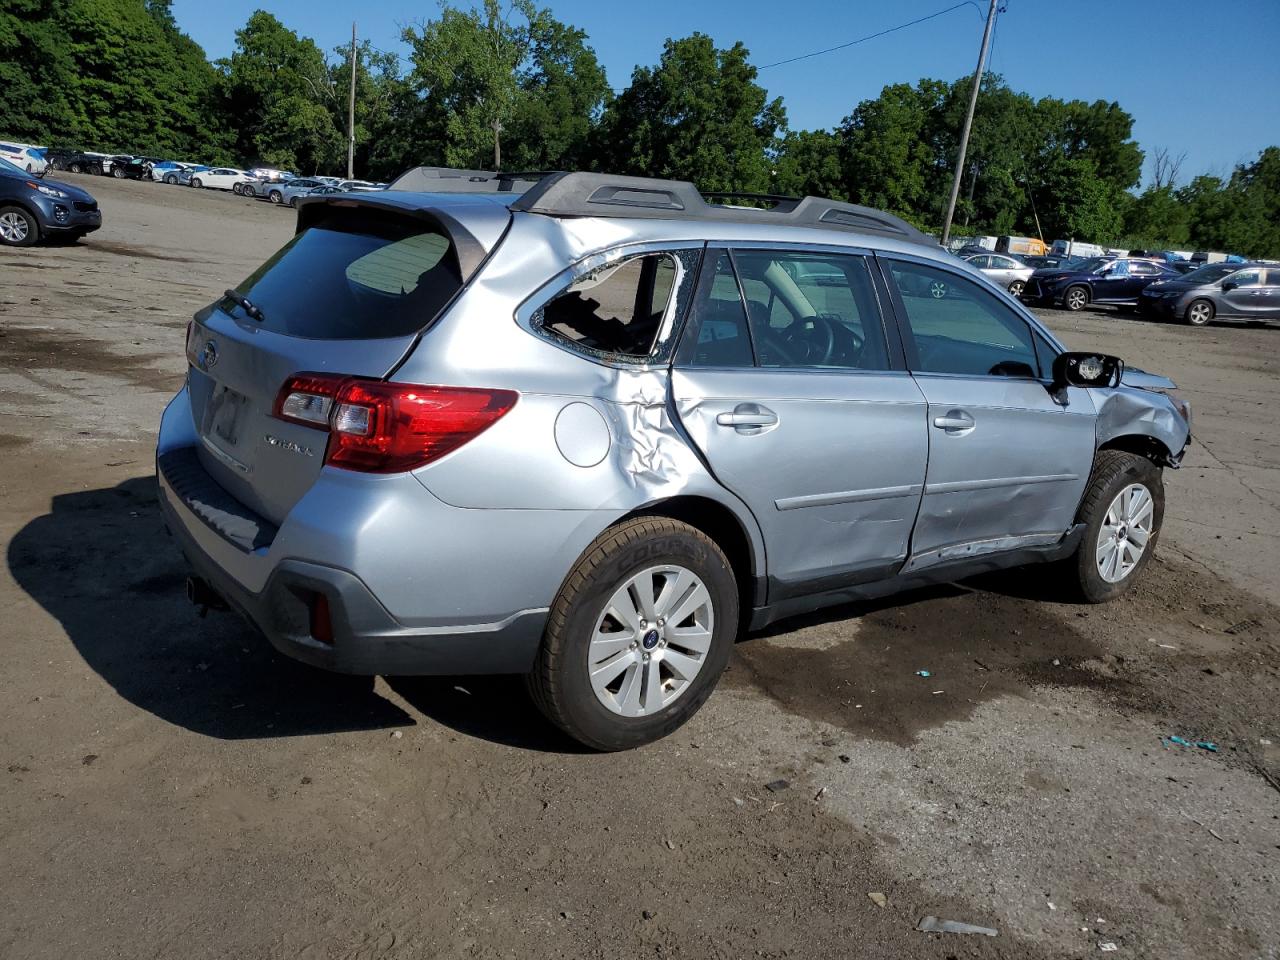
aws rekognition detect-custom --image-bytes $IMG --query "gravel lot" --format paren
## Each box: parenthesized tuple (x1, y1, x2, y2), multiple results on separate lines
(1, 175, 1277, 960)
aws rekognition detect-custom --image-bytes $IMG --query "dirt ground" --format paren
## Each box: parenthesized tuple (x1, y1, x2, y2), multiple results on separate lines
(1, 175, 1277, 960)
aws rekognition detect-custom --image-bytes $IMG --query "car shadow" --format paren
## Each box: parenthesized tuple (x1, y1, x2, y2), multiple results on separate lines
(8, 476, 414, 740)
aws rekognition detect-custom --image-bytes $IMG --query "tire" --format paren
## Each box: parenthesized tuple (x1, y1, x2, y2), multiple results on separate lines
(0, 206, 38, 246)
(1067, 450, 1164, 603)
(1184, 298, 1214, 326)
(269, 190, 283, 204)
(69, 163, 82, 174)
(526, 517, 739, 751)
(232, 183, 243, 195)
(164, 174, 178, 185)
(1064, 285, 1090, 311)
(191, 178, 202, 188)
(289, 196, 298, 208)
(112, 166, 124, 178)
(1008, 280, 1025, 298)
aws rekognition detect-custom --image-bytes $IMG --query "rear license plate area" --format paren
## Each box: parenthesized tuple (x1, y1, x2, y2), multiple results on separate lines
(202, 383, 251, 457)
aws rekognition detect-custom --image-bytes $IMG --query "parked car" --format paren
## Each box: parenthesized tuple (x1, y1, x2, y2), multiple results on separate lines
(42, 149, 104, 175)
(111, 157, 157, 180)
(0, 142, 48, 174)
(269, 177, 331, 206)
(150, 161, 197, 183)
(174, 165, 210, 186)
(188, 167, 248, 190)
(1021, 257, 1181, 312)
(1050, 239, 1106, 259)
(1139, 262, 1280, 326)
(0, 156, 102, 246)
(337, 179, 382, 192)
(158, 170, 1191, 750)
(962, 252, 1035, 297)
(1019, 254, 1079, 271)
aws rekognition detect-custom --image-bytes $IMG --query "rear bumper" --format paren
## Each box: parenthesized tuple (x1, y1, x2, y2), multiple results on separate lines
(155, 387, 579, 676)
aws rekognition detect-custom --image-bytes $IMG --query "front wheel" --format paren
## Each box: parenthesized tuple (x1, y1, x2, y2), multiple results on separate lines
(69, 163, 82, 174)
(1008, 279, 1025, 298)
(112, 167, 124, 178)
(269, 190, 283, 204)
(1064, 285, 1090, 311)
(1068, 451, 1164, 603)
(1184, 299, 1214, 326)
(190, 178, 202, 188)
(0, 206, 38, 246)
(164, 174, 177, 184)
(526, 517, 739, 751)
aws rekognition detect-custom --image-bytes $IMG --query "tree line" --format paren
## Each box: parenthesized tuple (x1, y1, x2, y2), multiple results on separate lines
(4, 0, 1277, 257)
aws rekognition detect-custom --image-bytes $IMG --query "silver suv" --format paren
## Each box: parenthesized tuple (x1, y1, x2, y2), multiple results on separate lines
(157, 170, 1192, 750)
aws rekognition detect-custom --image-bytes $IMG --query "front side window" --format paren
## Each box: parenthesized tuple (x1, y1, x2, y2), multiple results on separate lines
(733, 250, 891, 370)
(887, 260, 1039, 379)
(1106, 260, 1131, 278)
(1226, 269, 1261, 287)
(533, 250, 698, 361)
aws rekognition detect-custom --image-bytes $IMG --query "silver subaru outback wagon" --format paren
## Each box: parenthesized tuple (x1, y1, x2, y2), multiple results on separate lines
(157, 169, 1191, 750)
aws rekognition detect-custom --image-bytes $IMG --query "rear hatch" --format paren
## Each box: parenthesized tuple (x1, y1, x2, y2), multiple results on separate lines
(185, 200, 490, 526)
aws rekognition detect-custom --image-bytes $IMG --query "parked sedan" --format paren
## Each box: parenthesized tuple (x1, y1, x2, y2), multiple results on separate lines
(174, 165, 210, 186)
(962, 252, 1035, 297)
(188, 167, 248, 190)
(42, 149, 104, 175)
(1139, 262, 1280, 326)
(0, 142, 48, 174)
(270, 177, 331, 206)
(150, 161, 197, 183)
(0, 157, 102, 246)
(1021, 257, 1181, 312)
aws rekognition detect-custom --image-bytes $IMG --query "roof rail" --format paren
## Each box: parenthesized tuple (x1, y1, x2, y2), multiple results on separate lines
(386, 168, 934, 245)
(510, 172, 934, 245)
(387, 166, 549, 193)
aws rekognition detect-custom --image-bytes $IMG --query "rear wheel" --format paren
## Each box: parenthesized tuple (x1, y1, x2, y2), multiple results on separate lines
(1066, 451, 1164, 603)
(269, 189, 283, 204)
(0, 206, 38, 246)
(232, 183, 243, 195)
(1008, 279, 1025, 298)
(164, 174, 178, 184)
(1064, 285, 1090, 311)
(112, 166, 124, 178)
(526, 517, 738, 751)
(190, 178, 202, 188)
(1185, 299, 1214, 326)
(69, 162, 82, 174)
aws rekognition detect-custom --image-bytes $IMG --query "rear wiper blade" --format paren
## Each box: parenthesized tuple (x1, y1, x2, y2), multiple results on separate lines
(224, 288, 265, 322)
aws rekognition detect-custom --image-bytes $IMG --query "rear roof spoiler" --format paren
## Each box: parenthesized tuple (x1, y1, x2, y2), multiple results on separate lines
(385, 167, 935, 247)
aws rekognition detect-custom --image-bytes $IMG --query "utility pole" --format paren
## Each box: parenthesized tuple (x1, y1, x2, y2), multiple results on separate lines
(492, 117, 502, 170)
(347, 22, 357, 180)
(941, 0, 999, 247)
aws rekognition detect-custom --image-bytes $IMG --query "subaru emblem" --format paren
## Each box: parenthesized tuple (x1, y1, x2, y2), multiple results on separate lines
(200, 339, 218, 369)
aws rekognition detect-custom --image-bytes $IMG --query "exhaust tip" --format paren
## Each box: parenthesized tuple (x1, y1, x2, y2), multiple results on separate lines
(185, 575, 228, 611)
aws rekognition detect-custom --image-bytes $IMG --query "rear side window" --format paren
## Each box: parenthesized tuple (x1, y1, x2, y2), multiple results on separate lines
(533, 250, 699, 361)
(225, 211, 462, 339)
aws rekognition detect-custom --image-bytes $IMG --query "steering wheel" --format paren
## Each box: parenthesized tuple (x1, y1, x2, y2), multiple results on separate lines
(780, 314, 837, 365)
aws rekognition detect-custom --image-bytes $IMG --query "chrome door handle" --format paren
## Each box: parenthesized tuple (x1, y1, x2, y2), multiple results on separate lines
(717, 411, 778, 427)
(933, 411, 975, 431)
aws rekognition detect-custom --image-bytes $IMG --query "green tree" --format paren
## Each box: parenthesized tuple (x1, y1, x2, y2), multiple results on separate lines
(0, 0, 77, 143)
(596, 34, 785, 193)
(402, 0, 606, 170)
(773, 129, 845, 200)
(218, 11, 342, 172)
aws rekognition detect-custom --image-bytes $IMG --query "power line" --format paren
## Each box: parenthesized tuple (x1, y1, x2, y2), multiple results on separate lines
(758, 1, 984, 70)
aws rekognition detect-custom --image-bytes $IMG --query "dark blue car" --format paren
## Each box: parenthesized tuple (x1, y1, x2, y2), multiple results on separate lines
(0, 156, 102, 246)
(1020, 257, 1182, 312)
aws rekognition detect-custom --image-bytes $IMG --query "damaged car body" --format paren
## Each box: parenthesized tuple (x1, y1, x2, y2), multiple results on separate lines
(156, 170, 1191, 750)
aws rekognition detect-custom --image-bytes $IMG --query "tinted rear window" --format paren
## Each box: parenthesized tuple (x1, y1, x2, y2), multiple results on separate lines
(227, 211, 463, 339)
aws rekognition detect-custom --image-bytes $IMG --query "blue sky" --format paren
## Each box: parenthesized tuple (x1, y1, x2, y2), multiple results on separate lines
(172, 0, 1280, 185)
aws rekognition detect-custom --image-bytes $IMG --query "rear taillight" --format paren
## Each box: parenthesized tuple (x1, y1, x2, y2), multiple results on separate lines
(273, 374, 517, 474)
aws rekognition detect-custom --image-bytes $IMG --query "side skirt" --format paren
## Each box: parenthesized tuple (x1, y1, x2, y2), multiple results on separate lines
(747, 524, 1085, 631)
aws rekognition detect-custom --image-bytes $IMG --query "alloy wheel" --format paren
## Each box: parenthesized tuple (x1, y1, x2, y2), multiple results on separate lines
(1067, 288, 1087, 310)
(0, 212, 30, 243)
(1009, 280, 1025, 297)
(1096, 483, 1155, 583)
(1188, 301, 1213, 325)
(588, 565, 714, 717)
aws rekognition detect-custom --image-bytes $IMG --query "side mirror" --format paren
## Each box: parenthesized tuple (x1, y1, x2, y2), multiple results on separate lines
(1221, 280, 1238, 292)
(1051, 352, 1123, 391)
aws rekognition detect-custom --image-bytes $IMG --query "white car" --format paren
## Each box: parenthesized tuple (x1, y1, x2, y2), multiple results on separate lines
(0, 142, 48, 174)
(188, 167, 247, 191)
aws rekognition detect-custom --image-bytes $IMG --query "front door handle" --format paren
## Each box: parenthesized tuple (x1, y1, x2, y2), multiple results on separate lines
(717, 404, 778, 432)
(933, 410, 975, 433)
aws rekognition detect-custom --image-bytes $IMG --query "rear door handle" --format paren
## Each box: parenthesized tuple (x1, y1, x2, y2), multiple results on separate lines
(933, 411, 975, 432)
(717, 404, 778, 431)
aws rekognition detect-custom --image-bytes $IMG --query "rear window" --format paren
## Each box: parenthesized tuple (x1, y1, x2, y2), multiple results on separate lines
(226, 211, 463, 339)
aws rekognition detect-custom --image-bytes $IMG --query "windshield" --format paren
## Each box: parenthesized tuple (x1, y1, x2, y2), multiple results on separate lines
(1180, 264, 1239, 284)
